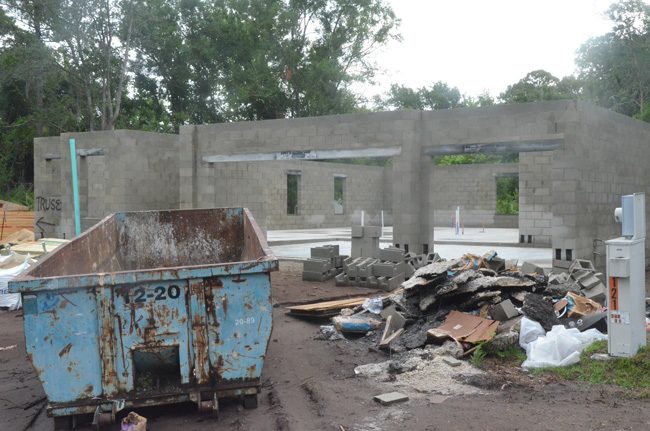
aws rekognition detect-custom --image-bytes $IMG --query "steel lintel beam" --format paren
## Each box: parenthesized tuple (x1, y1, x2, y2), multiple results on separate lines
(202, 146, 401, 163)
(422, 137, 564, 156)
(44, 148, 106, 160)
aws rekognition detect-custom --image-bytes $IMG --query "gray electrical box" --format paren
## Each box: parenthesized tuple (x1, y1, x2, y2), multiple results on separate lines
(606, 193, 646, 357)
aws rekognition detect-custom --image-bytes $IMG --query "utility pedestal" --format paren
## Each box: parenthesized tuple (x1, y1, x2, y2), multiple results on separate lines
(606, 193, 646, 357)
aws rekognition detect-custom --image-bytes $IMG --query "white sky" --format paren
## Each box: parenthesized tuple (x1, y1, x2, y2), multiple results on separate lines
(360, 0, 619, 101)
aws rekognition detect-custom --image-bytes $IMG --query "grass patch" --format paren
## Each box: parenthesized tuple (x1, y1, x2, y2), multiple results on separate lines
(485, 344, 527, 363)
(529, 340, 650, 398)
(470, 343, 487, 367)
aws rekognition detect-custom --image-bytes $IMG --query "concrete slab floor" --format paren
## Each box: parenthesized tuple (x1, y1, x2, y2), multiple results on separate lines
(270, 241, 552, 267)
(267, 226, 520, 244)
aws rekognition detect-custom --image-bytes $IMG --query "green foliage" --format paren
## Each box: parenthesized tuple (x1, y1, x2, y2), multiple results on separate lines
(0, 184, 34, 209)
(531, 340, 650, 398)
(485, 344, 527, 363)
(375, 81, 471, 110)
(470, 343, 487, 368)
(496, 176, 519, 215)
(434, 153, 518, 166)
(577, 0, 650, 119)
(500, 70, 582, 103)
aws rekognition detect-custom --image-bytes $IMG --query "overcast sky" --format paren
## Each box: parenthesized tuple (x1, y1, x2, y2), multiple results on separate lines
(360, 0, 619, 101)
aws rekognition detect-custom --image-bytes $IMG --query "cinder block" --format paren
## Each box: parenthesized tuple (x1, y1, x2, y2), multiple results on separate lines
(582, 284, 606, 304)
(364, 225, 382, 238)
(568, 259, 595, 274)
(311, 245, 339, 259)
(372, 261, 405, 278)
(385, 273, 405, 291)
(303, 258, 331, 273)
(335, 272, 348, 286)
(357, 258, 379, 278)
(520, 261, 544, 275)
(351, 225, 364, 238)
(379, 247, 405, 263)
(490, 299, 519, 321)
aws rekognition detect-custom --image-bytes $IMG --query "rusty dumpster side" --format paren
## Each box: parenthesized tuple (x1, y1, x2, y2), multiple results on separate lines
(9, 208, 278, 423)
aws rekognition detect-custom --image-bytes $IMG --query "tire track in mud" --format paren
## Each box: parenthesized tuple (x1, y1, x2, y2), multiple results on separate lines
(267, 386, 291, 430)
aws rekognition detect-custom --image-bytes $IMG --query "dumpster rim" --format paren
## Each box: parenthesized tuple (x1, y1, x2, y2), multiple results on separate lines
(9, 207, 278, 293)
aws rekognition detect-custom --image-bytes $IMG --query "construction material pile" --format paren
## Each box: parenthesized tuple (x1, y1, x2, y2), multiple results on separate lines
(303, 245, 440, 292)
(295, 249, 614, 363)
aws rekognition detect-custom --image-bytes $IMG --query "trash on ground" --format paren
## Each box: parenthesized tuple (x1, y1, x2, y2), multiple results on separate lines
(0, 253, 31, 310)
(427, 311, 499, 354)
(332, 314, 382, 333)
(521, 325, 607, 368)
(121, 411, 147, 431)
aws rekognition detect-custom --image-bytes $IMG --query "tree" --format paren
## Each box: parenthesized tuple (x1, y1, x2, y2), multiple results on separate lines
(375, 81, 469, 110)
(499, 70, 581, 103)
(130, 0, 400, 124)
(577, 0, 650, 119)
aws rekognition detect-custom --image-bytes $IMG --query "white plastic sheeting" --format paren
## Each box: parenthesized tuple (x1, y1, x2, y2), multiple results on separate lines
(0, 254, 30, 310)
(519, 316, 607, 368)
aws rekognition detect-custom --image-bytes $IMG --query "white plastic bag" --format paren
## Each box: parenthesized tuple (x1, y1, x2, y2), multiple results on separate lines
(362, 297, 383, 314)
(522, 324, 607, 369)
(519, 317, 545, 351)
(0, 255, 30, 310)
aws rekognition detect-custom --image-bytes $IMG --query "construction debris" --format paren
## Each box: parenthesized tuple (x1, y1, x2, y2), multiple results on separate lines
(332, 314, 382, 334)
(373, 392, 409, 406)
(568, 259, 606, 304)
(121, 411, 147, 431)
(427, 311, 499, 353)
(300, 249, 613, 372)
(286, 297, 370, 317)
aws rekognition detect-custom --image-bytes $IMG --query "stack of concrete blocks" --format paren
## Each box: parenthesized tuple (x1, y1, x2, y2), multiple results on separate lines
(568, 259, 606, 304)
(351, 225, 382, 258)
(338, 257, 379, 287)
(302, 245, 346, 282)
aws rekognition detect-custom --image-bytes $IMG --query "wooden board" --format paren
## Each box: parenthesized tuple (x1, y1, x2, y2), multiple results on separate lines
(0, 210, 35, 240)
(11, 238, 69, 257)
(287, 297, 368, 316)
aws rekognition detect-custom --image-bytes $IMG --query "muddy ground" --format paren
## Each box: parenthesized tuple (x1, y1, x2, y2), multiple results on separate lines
(1, 262, 649, 431)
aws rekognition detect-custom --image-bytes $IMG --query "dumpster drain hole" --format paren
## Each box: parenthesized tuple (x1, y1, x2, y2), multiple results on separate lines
(133, 346, 181, 394)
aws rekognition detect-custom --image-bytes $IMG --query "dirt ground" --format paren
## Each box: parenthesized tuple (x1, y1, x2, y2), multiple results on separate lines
(1, 262, 649, 431)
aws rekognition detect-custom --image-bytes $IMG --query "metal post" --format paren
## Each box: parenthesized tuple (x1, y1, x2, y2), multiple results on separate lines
(69, 138, 81, 236)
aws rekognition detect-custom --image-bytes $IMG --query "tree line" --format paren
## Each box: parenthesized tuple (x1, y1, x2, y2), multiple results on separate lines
(1, 0, 648, 201)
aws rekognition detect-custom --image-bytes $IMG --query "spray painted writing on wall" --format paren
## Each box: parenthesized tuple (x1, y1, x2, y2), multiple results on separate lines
(36, 197, 62, 212)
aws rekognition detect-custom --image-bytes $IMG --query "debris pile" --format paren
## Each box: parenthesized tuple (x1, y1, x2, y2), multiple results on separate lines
(295, 250, 615, 368)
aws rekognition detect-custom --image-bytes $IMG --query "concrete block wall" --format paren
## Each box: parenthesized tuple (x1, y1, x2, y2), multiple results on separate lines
(428, 162, 518, 228)
(33, 137, 63, 238)
(35, 130, 179, 239)
(179, 110, 421, 246)
(192, 159, 388, 230)
(519, 151, 553, 245)
(551, 102, 650, 269)
(419, 100, 572, 248)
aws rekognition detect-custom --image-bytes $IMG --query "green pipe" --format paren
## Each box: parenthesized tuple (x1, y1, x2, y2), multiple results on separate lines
(69, 138, 81, 236)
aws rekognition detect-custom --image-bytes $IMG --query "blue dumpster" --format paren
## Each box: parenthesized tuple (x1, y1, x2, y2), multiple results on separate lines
(9, 208, 278, 427)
